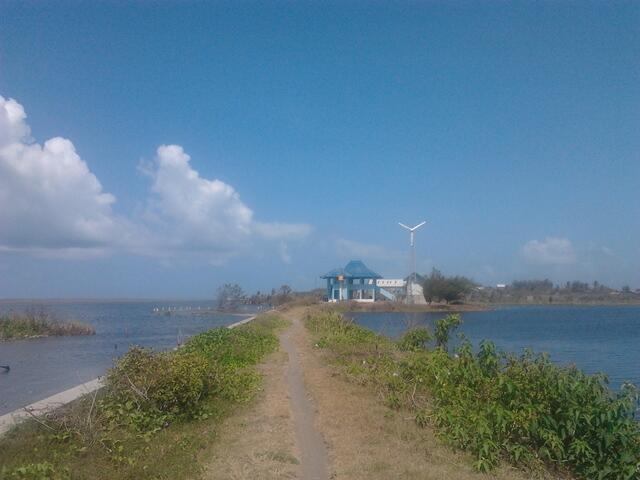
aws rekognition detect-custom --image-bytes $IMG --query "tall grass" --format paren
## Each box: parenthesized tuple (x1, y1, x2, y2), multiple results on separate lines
(0, 314, 286, 480)
(306, 310, 640, 479)
(0, 311, 94, 340)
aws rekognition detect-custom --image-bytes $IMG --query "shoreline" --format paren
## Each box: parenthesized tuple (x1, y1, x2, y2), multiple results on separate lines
(0, 314, 259, 435)
(335, 301, 640, 314)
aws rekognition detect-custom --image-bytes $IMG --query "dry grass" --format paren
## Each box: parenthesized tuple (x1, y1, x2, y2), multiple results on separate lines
(0, 310, 94, 340)
(283, 307, 557, 480)
(201, 348, 301, 480)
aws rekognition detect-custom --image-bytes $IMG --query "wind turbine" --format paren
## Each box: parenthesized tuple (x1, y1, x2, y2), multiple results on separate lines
(399, 221, 427, 302)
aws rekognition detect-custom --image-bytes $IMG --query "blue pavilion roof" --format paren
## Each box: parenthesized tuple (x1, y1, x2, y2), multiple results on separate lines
(321, 260, 382, 279)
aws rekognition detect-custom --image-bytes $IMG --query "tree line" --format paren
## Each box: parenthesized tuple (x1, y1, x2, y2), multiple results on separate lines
(215, 283, 295, 311)
(420, 269, 637, 305)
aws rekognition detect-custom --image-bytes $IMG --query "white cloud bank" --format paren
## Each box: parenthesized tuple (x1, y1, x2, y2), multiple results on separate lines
(0, 95, 310, 263)
(0, 96, 127, 256)
(520, 237, 577, 265)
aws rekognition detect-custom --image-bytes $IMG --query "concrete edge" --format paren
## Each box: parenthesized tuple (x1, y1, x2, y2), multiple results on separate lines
(0, 312, 263, 438)
(0, 378, 103, 437)
(226, 314, 257, 329)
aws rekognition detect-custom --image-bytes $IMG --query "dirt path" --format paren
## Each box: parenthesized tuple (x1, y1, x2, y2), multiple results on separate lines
(202, 316, 329, 480)
(286, 308, 533, 480)
(281, 319, 329, 480)
(204, 308, 531, 480)
(202, 347, 300, 479)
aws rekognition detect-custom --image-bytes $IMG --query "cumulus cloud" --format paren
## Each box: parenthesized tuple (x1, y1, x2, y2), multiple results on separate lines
(0, 95, 126, 256)
(0, 95, 311, 263)
(521, 237, 577, 265)
(140, 144, 254, 256)
(139, 145, 311, 263)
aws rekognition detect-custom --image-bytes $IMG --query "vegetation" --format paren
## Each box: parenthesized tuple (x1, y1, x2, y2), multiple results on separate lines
(433, 313, 463, 349)
(245, 284, 297, 306)
(306, 310, 640, 479)
(0, 314, 286, 480)
(422, 269, 475, 304)
(466, 278, 640, 305)
(216, 283, 298, 310)
(0, 311, 94, 341)
(215, 283, 246, 311)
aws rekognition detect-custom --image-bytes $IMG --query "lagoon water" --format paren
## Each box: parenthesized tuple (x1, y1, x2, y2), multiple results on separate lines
(346, 306, 640, 391)
(2, 303, 638, 417)
(0, 301, 251, 415)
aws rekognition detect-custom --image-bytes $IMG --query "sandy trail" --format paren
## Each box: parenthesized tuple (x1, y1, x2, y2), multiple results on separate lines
(204, 308, 530, 480)
(202, 313, 329, 480)
(281, 318, 329, 480)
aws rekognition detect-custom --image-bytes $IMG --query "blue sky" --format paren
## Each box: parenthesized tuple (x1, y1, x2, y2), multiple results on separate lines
(0, 1, 638, 298)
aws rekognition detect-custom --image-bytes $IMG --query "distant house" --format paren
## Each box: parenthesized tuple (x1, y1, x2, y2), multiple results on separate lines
(321, 260, 382, 302)
(496, 284, 507, 289)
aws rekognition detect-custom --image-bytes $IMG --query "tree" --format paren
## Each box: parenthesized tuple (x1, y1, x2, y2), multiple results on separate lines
(273, 285, 293, 306)
(422, 269, 474, 304)
(215, 283, 245, 311)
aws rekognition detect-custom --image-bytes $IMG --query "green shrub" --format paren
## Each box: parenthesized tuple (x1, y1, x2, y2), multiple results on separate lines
(102, 317, 282, 430)
(306, 311, 385, 353)
(1, 462, 66, 480)
(307, 310, 640, 479)
(433, 313, 462, 349)
(103, 348, 212, 428)
(0, 314, 285, 479)
(398, 327, 431, 352)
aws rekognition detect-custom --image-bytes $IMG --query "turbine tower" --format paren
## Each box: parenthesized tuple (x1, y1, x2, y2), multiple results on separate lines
(399, 220, 427, 302)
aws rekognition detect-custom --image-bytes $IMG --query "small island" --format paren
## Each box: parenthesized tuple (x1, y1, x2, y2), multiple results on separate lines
(0, 311, 95, 341)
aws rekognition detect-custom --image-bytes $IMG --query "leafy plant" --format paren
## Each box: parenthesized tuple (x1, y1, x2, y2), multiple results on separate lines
(0, 314, 286, 479)
(398, 327, 431, 352)
(307, 309, 640, 479)
(433, 314, 462, 350)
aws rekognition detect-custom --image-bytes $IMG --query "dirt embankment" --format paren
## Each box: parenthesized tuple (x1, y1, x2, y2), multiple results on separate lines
(204, 306, 535, 480)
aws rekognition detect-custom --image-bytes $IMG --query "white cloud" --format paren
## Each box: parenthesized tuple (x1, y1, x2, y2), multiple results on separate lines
(139, 145, 311, 263)
(140, 144, 254, 255)
(335, 238, 402, 261)
(521, 237, 577, 265)
(0, 95, 125, 255)
(0, 95, 311, 264)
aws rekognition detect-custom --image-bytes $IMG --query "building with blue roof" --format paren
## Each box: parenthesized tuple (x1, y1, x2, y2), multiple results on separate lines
(321, 260, 386, 302)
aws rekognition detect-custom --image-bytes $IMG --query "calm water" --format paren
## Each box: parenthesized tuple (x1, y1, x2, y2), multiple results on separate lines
(346, 306, 640, 391)
(0, 301, 253, 415)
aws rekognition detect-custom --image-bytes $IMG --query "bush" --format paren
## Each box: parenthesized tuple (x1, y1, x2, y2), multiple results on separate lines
(433, 314, 462, 349)
(307, 310, 640, 479)
(0, 314, 285, 479)
(398, 327, 431, 352)
(102, 316, 283, 430)
(422, 269, 474, 304)
(102, 348, 212, 427)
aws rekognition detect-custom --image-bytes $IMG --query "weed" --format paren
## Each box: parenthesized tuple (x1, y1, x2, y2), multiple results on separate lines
(306, 310, 640, 479)
(0, 314, 286, 480)
(0, 311, 94, 341)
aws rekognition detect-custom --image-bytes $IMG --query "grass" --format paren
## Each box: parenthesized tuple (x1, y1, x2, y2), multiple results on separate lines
(305, 309, 640, 479)
(0, 313, 287, 480)
(0, 311, 94, 341)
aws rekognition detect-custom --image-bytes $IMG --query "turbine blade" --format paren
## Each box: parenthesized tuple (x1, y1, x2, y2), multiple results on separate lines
(398, 222, 411, 230)
(412, 221, 427, 230)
